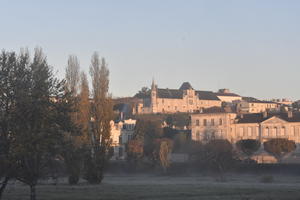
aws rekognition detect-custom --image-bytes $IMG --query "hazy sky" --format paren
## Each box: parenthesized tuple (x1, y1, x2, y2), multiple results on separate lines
(1, 0, 300, 100)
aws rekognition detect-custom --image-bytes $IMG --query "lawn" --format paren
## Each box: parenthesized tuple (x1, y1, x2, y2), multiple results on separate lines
(3, 174, 300, 200)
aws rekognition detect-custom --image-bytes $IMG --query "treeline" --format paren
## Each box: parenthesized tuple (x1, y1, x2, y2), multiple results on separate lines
(0, 48, 113, 200)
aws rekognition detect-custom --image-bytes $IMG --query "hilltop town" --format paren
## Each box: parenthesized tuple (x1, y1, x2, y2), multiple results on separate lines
(112, 80, 300, 163)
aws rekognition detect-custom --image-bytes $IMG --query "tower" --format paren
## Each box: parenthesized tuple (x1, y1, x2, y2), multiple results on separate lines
(151, 79, 158, 113)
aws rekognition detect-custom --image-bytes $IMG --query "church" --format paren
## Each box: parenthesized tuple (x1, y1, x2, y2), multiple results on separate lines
(135, 81, 241, 114)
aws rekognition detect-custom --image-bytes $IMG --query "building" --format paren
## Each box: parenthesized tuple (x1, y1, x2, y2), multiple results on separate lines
(110, 119, 136, 160)
(136, 81, 227, 114)
(215, 89, 242, 103)
(271, 98, 293, 106)
(191, 110, 300, 144)
(237, 99, 280, 113)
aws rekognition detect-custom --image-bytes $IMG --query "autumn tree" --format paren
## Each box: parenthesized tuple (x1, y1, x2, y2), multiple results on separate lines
(126, 139, 144, 170)
(264, 138, 296, 162)
(63, 55, 88, 185)
(154, 138, 173, 172)
(236, 139, 260, 161)
(77, 71, 91, 145)
(85, 52, 113, 184)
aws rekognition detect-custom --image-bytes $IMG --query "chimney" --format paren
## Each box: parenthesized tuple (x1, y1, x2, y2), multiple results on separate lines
(263, 111, 268, 118)
(288, 110, 293, 118)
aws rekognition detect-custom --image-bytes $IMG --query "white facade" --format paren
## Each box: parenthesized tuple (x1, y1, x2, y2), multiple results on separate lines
(110, 119, 136, 160)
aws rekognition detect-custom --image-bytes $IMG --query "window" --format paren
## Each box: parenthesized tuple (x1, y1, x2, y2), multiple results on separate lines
(128, 134, 132, 141)
(189, 100, 193, 105)
(239, 127, 244, 137)
(247, 127, 252, 137)
(203, 119, 207, 126)
(211, 119, 214, 126)
(281, 127, 285, 136)
(274, 127, 278, 136)
(265, 127, 269, 137)
(219, 119, 222, 125)
(291, 126, 295, 136)
(196, 119, 200, 126)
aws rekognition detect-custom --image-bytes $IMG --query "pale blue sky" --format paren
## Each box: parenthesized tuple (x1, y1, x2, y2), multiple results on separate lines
(1, 0, 300, 100)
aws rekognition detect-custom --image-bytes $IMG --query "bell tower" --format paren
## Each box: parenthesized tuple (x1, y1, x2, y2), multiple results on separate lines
(151, 79, 158, 113)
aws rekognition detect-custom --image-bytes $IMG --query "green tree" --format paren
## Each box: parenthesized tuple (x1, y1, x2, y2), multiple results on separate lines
(134, 87, 150, 99)
(0, 51, 20, 199)
(264, 138, 296, 162)
(86, 52, 113, 184)
(11, 48, 75, 200)
(236, 139, 260, 161)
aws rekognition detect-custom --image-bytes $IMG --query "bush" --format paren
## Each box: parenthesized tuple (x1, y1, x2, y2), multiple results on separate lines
(260, 175, 274, 183)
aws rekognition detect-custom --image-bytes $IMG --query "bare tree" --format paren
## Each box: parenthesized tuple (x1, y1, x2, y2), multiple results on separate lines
(86, 52, 113, 183)
(65, 55, 80, 95)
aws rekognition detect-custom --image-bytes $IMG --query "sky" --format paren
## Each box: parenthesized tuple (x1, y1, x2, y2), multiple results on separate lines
(1, 0, 300, 100)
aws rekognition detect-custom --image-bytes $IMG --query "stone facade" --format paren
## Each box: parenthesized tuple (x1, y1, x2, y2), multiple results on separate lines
(191, 111, 300, 144)
(137, 81, 229, 114)
(237, 100, 280, 113)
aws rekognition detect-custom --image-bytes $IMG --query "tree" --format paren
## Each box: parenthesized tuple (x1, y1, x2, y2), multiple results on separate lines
(0, 50, 20, 199)
(11, 48, 74, 200)
(264, 138, 296, 162)
(86, 52, 113, 184)
(236, 139, 260, 161)
(77, 72, 91, 146)
(126, 139, 144, 170)
(203, 139, 235, 180)
(134, 87, 150, 99)
(64, 56, 87, 185)
(65, 55, 80, 95)
(154, 138, 173, 172)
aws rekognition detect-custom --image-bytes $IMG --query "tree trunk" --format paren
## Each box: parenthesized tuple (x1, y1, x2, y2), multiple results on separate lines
(30, 185, 36, 200)
(0, 177, 9, 200)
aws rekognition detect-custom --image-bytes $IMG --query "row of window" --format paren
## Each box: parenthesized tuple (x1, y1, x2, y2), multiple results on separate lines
(195, 130, 224, 141)
(195, 118, 223, 126)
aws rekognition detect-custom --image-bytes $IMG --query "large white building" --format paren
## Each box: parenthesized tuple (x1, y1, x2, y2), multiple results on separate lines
(110, 119, 136, 160)
(191, 110, 300, 144)
(135, 81, 241, 114)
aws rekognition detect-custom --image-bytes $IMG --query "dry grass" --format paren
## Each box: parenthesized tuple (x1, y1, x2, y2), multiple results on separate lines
(3, 174, 300, 200)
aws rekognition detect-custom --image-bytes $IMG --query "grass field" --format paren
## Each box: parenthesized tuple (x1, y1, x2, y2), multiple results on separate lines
(3, 174, 300, 200)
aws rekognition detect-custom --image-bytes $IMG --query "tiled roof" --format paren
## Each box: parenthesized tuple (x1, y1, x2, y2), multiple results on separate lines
(179, 82, 193, 90)
(246, 100, 280, 104)
(203, 107, 229, 113)
(237, 112, 300, 123)
(157, 88, 183, 99)
(196, 91, 220, 101)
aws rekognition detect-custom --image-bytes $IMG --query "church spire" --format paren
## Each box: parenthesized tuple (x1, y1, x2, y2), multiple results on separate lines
(151, 78, 156, 90)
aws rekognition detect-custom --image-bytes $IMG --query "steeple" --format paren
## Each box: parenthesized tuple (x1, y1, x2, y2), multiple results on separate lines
(151, 78, 156, 90)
